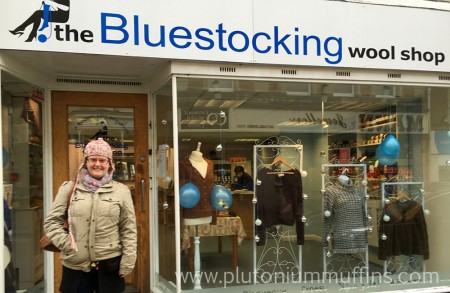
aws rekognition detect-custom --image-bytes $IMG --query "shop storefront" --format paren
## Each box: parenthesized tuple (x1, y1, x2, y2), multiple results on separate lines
(1, 0, 450, 292)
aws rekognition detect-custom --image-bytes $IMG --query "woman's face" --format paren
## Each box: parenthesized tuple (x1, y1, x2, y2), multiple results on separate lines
(86, 156, 110, 179)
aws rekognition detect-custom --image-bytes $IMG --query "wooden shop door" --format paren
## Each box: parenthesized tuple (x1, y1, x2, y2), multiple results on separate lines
(51, 91, 150, 292)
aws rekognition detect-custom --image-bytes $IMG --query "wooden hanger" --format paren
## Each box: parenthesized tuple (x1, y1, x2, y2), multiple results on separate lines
(396, 192, 410, 201)
(265, 156, 295, 174)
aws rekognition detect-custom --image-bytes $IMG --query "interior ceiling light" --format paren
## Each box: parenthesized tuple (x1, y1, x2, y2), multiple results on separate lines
(375, 85, 396, 98)
(332, 84, 355, 97)
(277, 121, 316, 126)
(286, 83, 311, 96)
(207, 80, 234, 92)
(234, 138, 260, 142)
(193, 98, 246, 109)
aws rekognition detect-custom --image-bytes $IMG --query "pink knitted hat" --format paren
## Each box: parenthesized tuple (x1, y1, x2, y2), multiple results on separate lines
(83, 137, 113, 163)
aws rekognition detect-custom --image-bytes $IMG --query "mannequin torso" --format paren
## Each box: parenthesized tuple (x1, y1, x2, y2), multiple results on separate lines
(183, 147, 212, 225)
(189, 150, 208, 178)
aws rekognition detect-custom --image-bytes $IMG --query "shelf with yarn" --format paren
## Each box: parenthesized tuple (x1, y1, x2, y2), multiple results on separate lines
(326, 114, 398, 199)
(359, 121, 396, 131)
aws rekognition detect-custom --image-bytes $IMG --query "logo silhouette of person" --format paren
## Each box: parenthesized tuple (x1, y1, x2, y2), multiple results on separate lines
(9, 0, 70, 42)
(91, 121, 108, 140)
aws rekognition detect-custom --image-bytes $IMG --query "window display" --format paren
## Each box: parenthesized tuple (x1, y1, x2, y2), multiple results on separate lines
(320, 164, 369, 275)
(378, 197, 429, 260)
(379, 181, 429, 274)
(322, 174, 368, 253)
(179, 142, 216, 227)
(152, 77, 450, 292)
(254, 155, 305, 246)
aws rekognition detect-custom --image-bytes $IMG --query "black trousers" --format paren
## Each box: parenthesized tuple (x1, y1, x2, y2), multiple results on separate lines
(60, 256, 125, 293)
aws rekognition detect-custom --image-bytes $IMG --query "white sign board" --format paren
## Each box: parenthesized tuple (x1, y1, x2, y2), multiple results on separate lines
(1, 0, 449, 71)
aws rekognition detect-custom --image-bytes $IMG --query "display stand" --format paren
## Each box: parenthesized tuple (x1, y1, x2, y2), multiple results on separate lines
(380, 180, 427, 274)
(252, 136, 307, 284)
(321, 163, 370, 277)
(193, 226, 202, 289)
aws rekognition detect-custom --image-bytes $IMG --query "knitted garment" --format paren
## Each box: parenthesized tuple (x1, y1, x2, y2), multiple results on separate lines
(255, 168, 304, 246)
(322, 181, 368, 253)
(179, 157, 217, 223)
(83, 137, 113, 163)
(378, 199, 429, 260)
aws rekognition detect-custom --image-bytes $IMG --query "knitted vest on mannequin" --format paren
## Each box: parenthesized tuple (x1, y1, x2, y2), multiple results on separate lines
(184, 149, 212, 225)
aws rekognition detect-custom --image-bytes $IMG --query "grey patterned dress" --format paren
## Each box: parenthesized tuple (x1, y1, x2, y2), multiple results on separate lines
(322, 180, 368, 253)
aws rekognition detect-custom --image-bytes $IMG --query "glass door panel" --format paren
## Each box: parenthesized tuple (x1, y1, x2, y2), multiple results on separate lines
(67, 106, 135, 188)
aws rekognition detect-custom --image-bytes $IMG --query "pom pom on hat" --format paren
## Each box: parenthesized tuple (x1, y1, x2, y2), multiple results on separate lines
(83, 138, 113, 162)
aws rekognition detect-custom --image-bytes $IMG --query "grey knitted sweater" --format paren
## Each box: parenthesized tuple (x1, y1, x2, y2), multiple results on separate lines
(322, 180, 368, 253)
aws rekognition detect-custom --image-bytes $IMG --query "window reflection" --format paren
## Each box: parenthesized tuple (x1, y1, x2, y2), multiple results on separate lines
(2, 72, 44, 291)
(67, 107, 135, 185)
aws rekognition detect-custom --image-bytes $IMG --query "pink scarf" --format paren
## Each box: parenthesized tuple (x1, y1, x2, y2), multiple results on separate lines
(79, 168, 113, 192)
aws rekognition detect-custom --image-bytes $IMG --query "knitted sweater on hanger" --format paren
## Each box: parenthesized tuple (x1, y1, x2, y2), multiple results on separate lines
(322, 180, 368, 253)
(378, 199, 429, 260)
(255, 168, 304, 246)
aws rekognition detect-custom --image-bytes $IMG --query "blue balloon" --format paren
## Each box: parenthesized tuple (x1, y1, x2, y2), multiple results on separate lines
(179, 182, 200, 208)
(376, 145, 397, 165)
(379, 134, 400, 158)
(378, 156, 397, 166)
(210, 185, 233, 211)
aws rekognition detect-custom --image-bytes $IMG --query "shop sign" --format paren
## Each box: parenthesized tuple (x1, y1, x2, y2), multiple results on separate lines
(286, 113, 349, 129)
(179, 108, 229, 130)
(1, 0, 449, 72)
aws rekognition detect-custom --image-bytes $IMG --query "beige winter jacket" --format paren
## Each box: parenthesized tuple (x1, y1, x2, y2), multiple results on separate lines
(44, 180, 137, 276)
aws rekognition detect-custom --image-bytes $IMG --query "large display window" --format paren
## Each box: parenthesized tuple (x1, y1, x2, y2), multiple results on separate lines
(153, 76, 450, 292)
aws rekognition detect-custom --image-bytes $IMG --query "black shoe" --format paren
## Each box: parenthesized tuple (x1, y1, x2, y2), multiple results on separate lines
(9, 30, 24, 37)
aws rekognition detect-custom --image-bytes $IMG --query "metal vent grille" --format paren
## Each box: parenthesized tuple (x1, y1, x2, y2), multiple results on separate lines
(439, 75, 450, 81)
(219, 67, 236, 73)
(336, 71, 351, 77)
(56, 75, 142, 86)
(387, 73, 401, 79)
(281, 69, 297, 75)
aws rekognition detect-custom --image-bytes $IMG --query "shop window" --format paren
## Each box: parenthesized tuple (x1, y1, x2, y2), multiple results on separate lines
(152, 76, 450, 292)
(2, 71, 44, 291)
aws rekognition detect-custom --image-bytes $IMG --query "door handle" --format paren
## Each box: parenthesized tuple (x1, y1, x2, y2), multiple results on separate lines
(141, 179, 145, 212)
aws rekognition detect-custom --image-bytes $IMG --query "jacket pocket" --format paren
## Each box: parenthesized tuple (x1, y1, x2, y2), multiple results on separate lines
(99, 255, 121, 273)
(98, 197, 121, 217)
(71, 196, 88, 216)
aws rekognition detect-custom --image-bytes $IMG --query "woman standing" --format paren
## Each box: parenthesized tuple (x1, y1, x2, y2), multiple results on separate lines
(44, 138, 137, 293)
